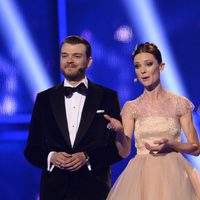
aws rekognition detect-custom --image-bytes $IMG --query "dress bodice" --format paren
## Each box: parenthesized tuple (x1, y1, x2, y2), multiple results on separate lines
(134, 116, 181, 154)
(121, 89, 194, 155)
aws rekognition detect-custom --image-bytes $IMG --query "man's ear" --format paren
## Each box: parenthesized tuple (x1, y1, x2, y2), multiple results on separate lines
(87, 57, 93, 68)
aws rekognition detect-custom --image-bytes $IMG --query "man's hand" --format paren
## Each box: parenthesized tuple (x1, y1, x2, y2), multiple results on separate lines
(51, 152, 72, 169)
(51, 152, 87, 171)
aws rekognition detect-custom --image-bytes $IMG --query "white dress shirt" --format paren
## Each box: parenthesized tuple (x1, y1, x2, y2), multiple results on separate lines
(64, 78, 88, 147)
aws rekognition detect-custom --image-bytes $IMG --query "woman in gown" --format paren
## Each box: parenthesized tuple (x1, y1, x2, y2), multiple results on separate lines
(104, 42, 200, 200)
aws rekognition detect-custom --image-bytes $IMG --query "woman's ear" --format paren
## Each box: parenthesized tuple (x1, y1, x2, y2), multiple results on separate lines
(159, 62, 165, 72)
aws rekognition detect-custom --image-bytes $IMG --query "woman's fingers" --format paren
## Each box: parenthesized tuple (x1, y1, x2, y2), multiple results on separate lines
(104, 114, 123, 132)
(154, 138, 168, 145)
(107, 123, 116, 131)
(104, 114, 112, 122)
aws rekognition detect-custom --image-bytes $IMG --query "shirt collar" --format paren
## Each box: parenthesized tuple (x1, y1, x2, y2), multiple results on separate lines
(64, 77, 88, 88)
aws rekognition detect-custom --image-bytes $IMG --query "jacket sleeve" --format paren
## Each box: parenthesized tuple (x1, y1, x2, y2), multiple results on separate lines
(86, 91, 123, 168)
(24, 93, 50, 170)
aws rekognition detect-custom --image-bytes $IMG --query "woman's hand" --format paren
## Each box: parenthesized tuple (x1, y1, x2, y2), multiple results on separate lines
(104, 114, 132, 158)
(104, 114, 123, 133)
(145, 138, 174, 154)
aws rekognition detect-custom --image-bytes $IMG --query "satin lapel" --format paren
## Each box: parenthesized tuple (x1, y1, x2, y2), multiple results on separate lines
(49, 83, 71, 147)
(73, 81, 103, 148)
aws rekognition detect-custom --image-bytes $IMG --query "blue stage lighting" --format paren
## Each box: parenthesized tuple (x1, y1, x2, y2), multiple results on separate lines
(123, 0, 186, 96)
(57, 0, 68, 45)
(0, 96, 16, 115)
(0, 55, 17, 115)
(114, 25, 133, 43)
(0, 0, 53, 98)
(57, 0, 68, 81)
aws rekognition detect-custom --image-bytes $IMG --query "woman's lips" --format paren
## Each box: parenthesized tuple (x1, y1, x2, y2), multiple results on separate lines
(141, 76, 150, 80)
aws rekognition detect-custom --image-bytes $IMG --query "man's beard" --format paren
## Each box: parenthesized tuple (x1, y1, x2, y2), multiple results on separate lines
(62, 67, 86, 81)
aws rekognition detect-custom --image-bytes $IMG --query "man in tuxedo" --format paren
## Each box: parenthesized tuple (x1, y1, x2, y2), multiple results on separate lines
(24, 35, 122, 200)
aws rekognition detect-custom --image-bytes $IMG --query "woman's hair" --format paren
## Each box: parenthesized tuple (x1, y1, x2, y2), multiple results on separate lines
(132, 42, 162, 64)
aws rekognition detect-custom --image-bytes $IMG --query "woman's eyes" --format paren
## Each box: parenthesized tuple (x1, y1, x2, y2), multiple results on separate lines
(134, 64, 139, 69)
(134, 61, 153, 69)
(134, 62, 153, 68)
(146, 61, 153, 66)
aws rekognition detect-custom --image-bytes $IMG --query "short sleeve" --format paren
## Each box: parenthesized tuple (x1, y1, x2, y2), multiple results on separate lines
(121, 101, 136, 119)
(176, 96, 195, 116)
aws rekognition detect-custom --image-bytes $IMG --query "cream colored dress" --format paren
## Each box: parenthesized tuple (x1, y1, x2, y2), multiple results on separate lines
(107, 89, 200, 200)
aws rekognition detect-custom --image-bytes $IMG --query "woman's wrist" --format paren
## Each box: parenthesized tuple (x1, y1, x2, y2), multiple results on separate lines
(116, 130, 125, 141)
(167, 140, 175, 148)
(168, 141, 200, 154)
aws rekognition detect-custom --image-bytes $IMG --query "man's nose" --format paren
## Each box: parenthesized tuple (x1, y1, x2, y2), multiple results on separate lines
(66, 56, 74, 63)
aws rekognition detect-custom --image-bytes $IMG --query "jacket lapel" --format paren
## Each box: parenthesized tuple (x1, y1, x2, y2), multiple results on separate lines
(73, 81, 103, 148)
(49, 83, 72, 147)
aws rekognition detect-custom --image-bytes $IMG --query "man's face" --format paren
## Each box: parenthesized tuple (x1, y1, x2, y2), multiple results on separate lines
(60, 43, 92, 81)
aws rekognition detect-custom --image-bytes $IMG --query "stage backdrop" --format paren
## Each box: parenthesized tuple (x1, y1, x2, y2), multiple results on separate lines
(0, 0, 200, 199)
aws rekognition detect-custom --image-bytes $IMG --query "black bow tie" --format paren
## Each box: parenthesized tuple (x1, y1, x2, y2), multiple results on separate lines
(64, 83, 87, 96)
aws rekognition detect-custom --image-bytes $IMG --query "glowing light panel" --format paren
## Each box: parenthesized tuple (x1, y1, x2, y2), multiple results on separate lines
(0, 0, 53, 97)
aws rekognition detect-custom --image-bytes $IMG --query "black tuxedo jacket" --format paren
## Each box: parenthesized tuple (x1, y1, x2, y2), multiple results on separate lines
(24, 80, 122, 200)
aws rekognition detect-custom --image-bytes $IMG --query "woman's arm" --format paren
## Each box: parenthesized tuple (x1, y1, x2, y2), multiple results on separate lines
(145, 111, 200, 156)
(104, 115, 134, 158)
(174, 110, 200, 156)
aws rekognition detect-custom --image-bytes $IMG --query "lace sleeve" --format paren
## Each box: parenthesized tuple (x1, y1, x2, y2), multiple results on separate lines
(121, 101, 136, 119)
(176, 96, 195, 116)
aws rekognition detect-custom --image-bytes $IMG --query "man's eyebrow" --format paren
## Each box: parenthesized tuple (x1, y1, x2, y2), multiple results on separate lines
(61, 52, 83, 55)
(73, 52, 83, 55)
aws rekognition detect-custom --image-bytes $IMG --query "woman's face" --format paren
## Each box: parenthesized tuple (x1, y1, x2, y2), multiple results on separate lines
(133, 52, 164, 89)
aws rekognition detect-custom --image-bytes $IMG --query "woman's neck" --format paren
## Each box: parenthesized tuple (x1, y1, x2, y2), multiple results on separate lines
(143, 83, 165, 101)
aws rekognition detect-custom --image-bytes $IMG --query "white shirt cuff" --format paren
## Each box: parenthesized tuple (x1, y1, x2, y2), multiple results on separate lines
(86, 161, 92, 171)
(47, 151, 56, 172)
